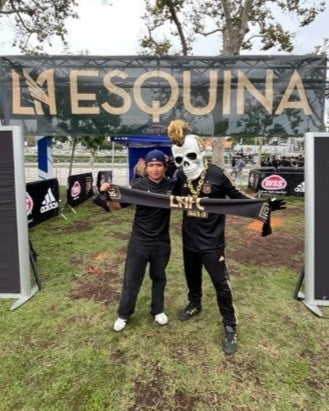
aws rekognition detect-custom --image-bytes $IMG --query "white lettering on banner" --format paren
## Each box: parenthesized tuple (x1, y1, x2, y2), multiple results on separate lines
(294, 182, 305, 193)
(170, 195, 205, 211)
(40, 188, 59, 213)
(71, 181, 81, 198)
(12, 69, 57, 115)
(261, 175, 287, 190)
(26, 192, 34, 215)
(11, 68, 313, 122)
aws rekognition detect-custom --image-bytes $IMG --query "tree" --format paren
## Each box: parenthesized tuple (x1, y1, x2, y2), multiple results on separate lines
(53, 136, 107, 177)
(54, 136, 83, 177)
(141, 0, 326, 56)
(81, 136, 107, 166)
(140, 0, 326, 166)
(0, 0, 78, 53)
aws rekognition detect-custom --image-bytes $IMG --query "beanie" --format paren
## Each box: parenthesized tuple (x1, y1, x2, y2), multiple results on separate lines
(145, 150, 167, 165)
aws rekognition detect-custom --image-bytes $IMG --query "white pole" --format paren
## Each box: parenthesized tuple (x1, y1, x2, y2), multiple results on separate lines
(304, 133, 314, 305)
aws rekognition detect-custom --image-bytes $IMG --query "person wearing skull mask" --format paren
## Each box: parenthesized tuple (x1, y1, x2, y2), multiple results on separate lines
(168, 119, 285, 355)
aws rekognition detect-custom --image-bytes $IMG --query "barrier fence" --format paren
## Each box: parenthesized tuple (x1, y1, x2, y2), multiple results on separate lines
(248, 167, 304, 197)
(96, 170, 113, 193)
(26, 178, 60, 228)
(67, 173, 94, 207)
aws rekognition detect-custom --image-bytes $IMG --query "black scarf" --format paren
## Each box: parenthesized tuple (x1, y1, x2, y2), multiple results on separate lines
(108, 185, 272, 236)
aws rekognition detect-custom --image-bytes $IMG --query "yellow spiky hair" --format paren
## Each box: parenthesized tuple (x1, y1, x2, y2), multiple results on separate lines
(167, 119, 190, 146)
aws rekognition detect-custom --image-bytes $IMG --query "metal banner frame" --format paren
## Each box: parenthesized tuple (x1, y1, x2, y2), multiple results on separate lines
(301, 132, 329, 316)
(0, 126, 39, 309)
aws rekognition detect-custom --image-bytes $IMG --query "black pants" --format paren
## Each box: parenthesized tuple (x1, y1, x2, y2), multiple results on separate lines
(183, 246, 237, 326)
(118, 238, 171, 319)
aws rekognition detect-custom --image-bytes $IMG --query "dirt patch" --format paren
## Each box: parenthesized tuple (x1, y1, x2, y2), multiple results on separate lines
(227, 231, 304, 271)
(247, 215, 283, 232)
(129, 365, 166, 410)
(70, 269, 122, 304)
(300, 343, 329, 390)
(111, 349, 126, 365)
(61, 221, 94, 233)
(174, 390, 200, 410)
(111, 231, 131, 241)
(226, 213, 304, 272)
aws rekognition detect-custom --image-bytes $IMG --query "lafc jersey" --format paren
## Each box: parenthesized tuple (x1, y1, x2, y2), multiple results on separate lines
(172, 164, 249, 252)
(130, 176, 174, 244)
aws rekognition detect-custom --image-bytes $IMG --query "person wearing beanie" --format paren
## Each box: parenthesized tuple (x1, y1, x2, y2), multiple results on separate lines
(101, 149, 174, 332)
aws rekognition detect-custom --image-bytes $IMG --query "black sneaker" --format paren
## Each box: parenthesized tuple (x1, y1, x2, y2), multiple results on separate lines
(178, 302, 201, 321)
(223, 325, 238, 355)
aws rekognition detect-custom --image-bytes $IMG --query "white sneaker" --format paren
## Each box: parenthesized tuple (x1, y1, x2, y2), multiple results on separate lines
(113, 317, 127, 332)
(155, 312, 168, 326)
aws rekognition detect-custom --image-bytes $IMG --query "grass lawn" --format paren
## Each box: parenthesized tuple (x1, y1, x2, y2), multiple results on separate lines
(1, 194, 328, 410)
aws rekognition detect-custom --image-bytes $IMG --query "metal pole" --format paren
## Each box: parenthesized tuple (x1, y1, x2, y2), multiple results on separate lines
(13, 127, 35, 305)
(304, 133, 314, 305)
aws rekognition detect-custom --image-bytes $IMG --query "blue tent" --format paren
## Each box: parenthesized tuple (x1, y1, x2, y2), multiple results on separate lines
(111, 123, 172, 181)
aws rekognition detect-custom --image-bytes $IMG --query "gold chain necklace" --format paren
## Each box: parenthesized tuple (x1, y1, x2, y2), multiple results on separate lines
(186, 161, 209, 198)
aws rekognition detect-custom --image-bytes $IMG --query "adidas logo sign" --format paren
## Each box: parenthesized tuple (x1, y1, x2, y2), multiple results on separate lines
(294, 181, 305, 193)
(40, 188, 59, 213)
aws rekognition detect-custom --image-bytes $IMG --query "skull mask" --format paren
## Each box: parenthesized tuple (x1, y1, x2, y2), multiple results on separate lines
(172, 135, 205, 180)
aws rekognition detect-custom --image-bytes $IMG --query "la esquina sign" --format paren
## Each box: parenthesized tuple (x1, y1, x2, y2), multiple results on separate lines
(0, 55, 326, 136)
(12, 69, 311, 119)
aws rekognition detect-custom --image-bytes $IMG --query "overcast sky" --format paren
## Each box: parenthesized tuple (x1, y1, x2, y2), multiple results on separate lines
(0, 0, 328, 55)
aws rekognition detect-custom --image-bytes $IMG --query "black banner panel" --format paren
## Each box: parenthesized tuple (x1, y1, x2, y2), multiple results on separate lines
(26, 178, 60, 228)
(0, 131, 20, 293)
(248, 168, 304, 197)
(96, 170, 112, 193)
(314, 138, 329, 300)
(67, 173, 94, 207)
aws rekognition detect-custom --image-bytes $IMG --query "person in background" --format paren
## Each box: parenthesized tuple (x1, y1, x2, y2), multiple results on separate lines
(132, 157, 146, 181)
(271, 155, 280, 169)
(101, 150, 174, 332)
(280, 156, 291, 167)
(234, 156, 246, 179)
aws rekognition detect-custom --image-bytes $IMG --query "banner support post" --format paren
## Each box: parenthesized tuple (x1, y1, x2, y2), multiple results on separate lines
(0, 126, 39, 310)
(299, 132, 329, 317)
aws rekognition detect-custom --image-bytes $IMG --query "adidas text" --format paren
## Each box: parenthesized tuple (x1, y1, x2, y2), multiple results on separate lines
(294, 182, 305, 193)
(40, 188, 59, 213)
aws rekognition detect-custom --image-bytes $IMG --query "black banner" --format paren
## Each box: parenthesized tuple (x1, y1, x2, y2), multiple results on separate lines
(67, 173, 94, 207)
(314, 138, 329, 299)
(0, 130, 20, 293)
(0, 55, 326, 136)
(249, 168, 304, 197)
(26, 178, 60, 228)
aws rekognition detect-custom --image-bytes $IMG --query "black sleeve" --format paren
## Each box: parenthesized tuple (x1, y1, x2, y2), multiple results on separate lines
(223, 173, 250, 199)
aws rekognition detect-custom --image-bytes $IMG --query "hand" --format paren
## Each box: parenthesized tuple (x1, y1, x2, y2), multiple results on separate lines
(269, 198, 286, 211)
(92, 192, 110, 212)
(100, 182, 111, 192)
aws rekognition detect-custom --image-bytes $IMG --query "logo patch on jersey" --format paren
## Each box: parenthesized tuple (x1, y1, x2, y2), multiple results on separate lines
(202, 183, 212, 194)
